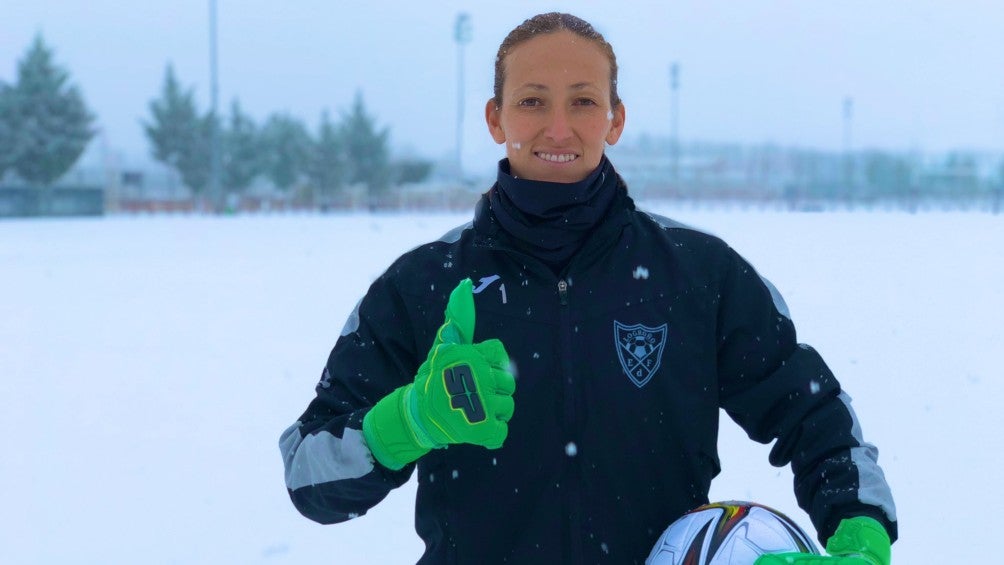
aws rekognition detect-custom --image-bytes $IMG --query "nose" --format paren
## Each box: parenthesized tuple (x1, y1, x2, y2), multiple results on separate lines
(544, 106, 573, 143)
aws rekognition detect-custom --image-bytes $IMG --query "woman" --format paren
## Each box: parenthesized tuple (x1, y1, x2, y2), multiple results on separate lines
(280, 13, 897, 564)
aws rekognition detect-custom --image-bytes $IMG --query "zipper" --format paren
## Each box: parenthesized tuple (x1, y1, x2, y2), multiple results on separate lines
(555, 276, 583, 563)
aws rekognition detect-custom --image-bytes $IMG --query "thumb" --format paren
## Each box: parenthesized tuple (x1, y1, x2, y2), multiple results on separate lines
(437, 278, 475, 345)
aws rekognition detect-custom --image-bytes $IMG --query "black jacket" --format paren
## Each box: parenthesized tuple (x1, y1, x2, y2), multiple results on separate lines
(280, 179, 897, 564)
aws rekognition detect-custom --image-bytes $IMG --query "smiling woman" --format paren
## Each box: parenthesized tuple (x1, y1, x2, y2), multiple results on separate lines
(279, 12, 897, 565)
(486, 13, 625, 183)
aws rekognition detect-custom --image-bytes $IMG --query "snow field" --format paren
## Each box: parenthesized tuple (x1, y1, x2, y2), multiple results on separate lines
(1, 207, 999, 563)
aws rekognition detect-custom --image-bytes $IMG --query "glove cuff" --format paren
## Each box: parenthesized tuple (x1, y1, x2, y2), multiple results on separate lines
(362, 385, 431, 471)
(825, 516, 891, 565)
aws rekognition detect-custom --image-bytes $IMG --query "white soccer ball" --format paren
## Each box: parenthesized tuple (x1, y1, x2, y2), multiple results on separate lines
(646, 501, 819, 565)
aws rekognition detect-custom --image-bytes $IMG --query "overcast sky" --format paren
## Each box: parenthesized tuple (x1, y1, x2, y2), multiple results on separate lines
(4, 0, 1004, 174)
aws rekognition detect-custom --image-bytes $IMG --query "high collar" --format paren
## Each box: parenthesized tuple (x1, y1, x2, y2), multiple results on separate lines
(495, 156, 610, 217)
(482, 155, 628, 272)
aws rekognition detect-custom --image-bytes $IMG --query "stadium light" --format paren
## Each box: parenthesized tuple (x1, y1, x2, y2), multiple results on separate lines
(209, 0, 222, 212)
(454, 13, 472, 184)
(670, 62, 680, 183)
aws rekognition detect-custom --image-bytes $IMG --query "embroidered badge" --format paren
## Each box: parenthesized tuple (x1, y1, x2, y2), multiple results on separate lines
(613, 321, 668, 388)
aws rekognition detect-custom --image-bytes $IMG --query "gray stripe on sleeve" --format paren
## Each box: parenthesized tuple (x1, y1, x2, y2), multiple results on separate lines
(437, 221, 473, 244)
(338, 221, 471, 338)
(639, 210, 711, 236)
(340, 298, 363, 337)
(839, 392, 898, 522)
(756, 275, 792, 320)
(280, 422, 375, 491)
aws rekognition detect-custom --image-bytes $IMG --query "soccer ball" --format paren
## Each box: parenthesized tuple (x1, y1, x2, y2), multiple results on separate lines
(645, 501, 819, 564)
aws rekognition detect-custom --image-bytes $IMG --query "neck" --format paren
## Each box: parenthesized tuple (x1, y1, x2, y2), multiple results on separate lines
(488, 155, 620, 269)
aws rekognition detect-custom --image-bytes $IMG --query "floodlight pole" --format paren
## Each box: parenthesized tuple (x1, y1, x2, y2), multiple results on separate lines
(454, 13, 472, 185)
(843, 96, 854, 192)
(209, 0, 223, 213)
(670, 62, 680, 184)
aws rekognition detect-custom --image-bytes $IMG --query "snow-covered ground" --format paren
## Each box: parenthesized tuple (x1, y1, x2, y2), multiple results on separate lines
(2, 206, 999, 564)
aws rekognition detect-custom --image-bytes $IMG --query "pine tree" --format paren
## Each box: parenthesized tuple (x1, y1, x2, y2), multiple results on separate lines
(994, 160, 1004, 215)
(9, 34, 95, 187)
(176, 114, 213, 194)
(260, 113, 311, 191)
(143, 64, 213, 194)
(392, 159, 433, 185)
(222, 99, 260, 193)
(144, 65, 198, 172)
(307, 109, 347, 199)
(341, 91, 390, 196)
(0, 82, 15, 179)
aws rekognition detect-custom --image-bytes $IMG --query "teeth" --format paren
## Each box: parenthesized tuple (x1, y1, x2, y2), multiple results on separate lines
(536, 152, 578, 163)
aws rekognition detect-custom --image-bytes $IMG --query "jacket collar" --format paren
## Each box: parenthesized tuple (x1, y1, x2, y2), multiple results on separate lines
(473, 164, 635, 275)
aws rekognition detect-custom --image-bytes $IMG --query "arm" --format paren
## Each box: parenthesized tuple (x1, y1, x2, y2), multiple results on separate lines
(279, 277, 515, 524)
(714, 246, 898, 545)
(278, 274, 420, 524)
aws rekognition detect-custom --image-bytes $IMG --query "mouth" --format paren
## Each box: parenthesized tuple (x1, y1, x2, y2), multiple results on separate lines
(534, 151, 579, 164)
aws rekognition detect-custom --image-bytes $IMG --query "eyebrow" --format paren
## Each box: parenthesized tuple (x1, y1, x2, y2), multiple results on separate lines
(517, 82, 598, 91)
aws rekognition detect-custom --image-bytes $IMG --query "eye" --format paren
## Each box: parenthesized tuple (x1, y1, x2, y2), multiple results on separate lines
(517, 97, 543, 107)
(574, 98, 597, 106)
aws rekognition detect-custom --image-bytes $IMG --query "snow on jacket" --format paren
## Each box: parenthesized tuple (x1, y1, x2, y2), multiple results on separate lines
(279, 182, 897, 564)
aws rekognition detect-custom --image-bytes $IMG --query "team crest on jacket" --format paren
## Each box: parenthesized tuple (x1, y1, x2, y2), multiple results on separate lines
(614, 322, 668, 388)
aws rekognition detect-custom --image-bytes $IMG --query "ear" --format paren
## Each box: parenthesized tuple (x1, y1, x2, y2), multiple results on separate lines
(485, 99, 507, 144)
(605, 102, 626, 146)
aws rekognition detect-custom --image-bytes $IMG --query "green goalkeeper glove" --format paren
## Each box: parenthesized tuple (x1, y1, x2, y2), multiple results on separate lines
(362, 278, 516, 471)
(754, 516, 891, 565)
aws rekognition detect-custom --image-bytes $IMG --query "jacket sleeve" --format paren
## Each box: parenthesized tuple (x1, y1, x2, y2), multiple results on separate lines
(714, 245, 898, 545)
(279, 273, 422, 524)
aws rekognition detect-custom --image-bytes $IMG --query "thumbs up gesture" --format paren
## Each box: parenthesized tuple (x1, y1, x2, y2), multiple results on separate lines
(363, 279, 516, 470)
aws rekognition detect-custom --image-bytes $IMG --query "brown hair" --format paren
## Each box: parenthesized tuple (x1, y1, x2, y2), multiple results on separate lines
(493, 12, 621, 109)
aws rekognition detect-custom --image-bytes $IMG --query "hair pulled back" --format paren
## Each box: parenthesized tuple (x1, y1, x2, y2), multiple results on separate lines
(493, 12, 621, 109)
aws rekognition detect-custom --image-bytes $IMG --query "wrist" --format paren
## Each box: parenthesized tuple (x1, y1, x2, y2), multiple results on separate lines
(362, 385, 430, 471)
(826, 516, 891, 565)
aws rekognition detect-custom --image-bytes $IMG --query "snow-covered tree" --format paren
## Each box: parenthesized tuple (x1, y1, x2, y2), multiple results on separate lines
(144, 65, 197, 171)
(307, 109, 347, 198)
(0, 82, 15, 179)
(222, 99, 260, 193)
(341, 91, 390, 194)
(260, 113, 311, 192)
(392, 159, 433, 185)
(178, 114, 213, 194)
(9, 34, 95, 187)
(143, 64, 211, 194)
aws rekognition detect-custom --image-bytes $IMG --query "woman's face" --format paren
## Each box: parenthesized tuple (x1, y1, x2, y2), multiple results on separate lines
(486, 30, 626, 183)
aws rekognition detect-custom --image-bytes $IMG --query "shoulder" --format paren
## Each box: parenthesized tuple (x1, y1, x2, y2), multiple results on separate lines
(634, 209, 793, 318)
(631, 207, 734, 260)
(379, 220, 479, 299)
(388, 219, 475, 267)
